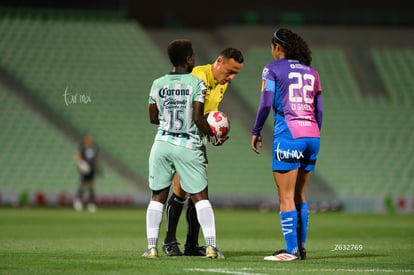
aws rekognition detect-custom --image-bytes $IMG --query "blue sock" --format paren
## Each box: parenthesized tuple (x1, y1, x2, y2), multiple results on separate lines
(280, 210, 298, 254)
(296, 202, 309, 249)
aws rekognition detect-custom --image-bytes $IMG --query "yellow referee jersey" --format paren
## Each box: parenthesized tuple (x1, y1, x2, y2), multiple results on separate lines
(191, 64, 228, 115)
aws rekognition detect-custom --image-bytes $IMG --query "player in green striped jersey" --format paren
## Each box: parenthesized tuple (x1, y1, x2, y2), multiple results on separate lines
(142, 39, 224, 259)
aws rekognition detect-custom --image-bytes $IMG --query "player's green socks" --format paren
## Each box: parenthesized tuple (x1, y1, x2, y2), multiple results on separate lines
(164, 194, 185, 244)
(280, 210, 298, 254)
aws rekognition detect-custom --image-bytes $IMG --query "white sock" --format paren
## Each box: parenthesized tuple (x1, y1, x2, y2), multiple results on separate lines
(195, 199, 216, 247)
(146, 200, 164, 248)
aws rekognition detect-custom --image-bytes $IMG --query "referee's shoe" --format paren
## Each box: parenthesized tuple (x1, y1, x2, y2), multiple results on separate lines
(162, 241, 183, 256)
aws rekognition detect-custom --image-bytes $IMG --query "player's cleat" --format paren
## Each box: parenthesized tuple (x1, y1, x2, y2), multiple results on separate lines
(184, 245, 206, 256)
(299, 248, 306, 260)
(87, 203, 97, 213)
(162, 241, 183, 256)
(205, 246, 225, 259)
(264, 249, 300, 261)
(142, 247, 158, 258)
(73, 199, 83, 211)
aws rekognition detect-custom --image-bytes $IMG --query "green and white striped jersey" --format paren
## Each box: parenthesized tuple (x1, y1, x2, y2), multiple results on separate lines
(149, 72, 207, 149)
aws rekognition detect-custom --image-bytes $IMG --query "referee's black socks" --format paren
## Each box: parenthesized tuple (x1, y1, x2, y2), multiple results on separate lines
(185, 198, 201, 248)
(164, 193, 185, 244)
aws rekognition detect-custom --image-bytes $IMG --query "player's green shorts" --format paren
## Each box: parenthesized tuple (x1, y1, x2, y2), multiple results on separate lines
(148, 140, 208, 194)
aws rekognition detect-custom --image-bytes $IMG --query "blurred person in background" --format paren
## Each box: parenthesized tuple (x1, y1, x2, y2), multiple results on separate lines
(162, 47, 244, 256)
(251, 28, 323, 261)
(73, 133, 99, 212)
(143, 38, 225, 258)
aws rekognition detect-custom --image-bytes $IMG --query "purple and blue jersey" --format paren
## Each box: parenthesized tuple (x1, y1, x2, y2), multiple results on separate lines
(252, 58, 322, 139)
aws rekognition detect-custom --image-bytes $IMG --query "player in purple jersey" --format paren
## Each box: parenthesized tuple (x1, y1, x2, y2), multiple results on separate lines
(251, 28, 323, 261)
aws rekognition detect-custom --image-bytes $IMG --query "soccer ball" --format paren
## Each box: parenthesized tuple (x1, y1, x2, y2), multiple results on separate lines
(206, 110, 230, 138)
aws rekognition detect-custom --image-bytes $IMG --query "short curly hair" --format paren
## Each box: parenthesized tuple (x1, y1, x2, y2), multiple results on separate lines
(167, 39, 194, 67)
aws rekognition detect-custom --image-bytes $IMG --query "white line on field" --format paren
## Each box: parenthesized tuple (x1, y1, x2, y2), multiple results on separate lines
(184, 268, 269, 275)
(185, 267, 414, 274)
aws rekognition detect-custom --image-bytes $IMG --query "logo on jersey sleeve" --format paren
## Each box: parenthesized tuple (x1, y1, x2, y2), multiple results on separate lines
(261, 79, 266, 92)
(261, 67, 271, 92)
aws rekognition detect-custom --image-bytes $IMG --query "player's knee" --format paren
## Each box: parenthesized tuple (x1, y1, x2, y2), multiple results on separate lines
(173, 182, 188, 198)
(174, 188, 188, 199)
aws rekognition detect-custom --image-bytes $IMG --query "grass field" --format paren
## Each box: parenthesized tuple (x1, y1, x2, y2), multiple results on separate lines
(0, 207, 413, 274)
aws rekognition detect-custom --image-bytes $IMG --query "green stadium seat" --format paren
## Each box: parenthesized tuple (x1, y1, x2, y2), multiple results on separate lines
(0, 82, 142, 198)
(0, 8, 412, 204)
